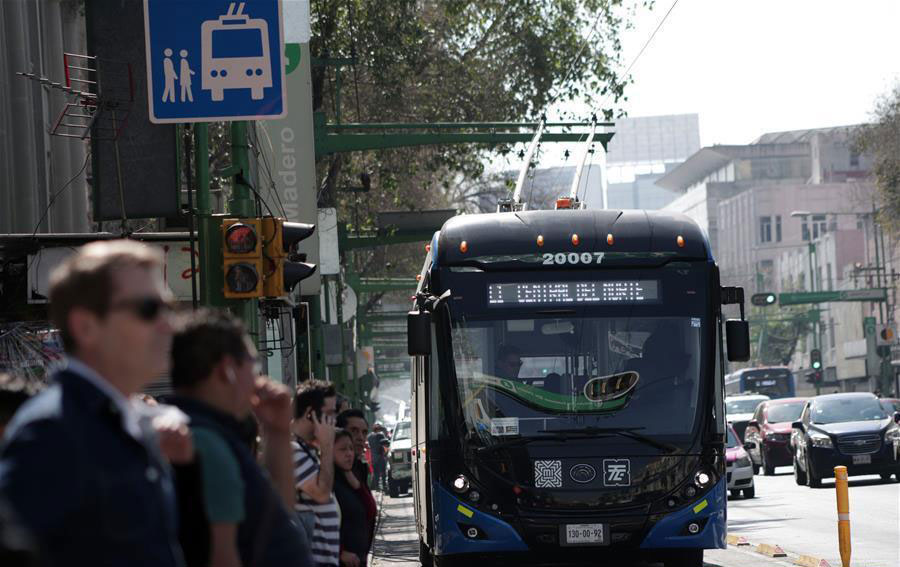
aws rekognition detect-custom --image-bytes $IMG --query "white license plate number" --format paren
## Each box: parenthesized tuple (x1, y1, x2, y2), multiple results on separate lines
(852, 454, 871, 465)
(562, 523, 607, 546)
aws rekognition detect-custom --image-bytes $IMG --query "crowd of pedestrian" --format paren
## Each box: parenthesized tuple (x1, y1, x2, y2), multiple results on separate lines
(0, 240, 388, 567)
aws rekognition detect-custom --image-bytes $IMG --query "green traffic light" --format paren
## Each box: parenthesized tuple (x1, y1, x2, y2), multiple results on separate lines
(766, 294, 776, 304)
(812, 361, 822, 370)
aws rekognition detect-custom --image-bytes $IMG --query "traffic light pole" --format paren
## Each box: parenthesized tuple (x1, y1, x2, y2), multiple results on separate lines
(807, 242, 822, 395)
(229, 121, 260, 338)
(194, 123, 213, 307)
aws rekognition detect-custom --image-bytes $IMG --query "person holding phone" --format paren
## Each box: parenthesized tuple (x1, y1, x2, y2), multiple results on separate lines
(292, 381, 340, 566)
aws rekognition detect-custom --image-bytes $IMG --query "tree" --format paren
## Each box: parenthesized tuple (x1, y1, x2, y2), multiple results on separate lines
(309, 0, 646, 309)
(855, 83, 900, 230)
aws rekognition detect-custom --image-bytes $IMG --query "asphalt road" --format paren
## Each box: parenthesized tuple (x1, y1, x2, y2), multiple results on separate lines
(368, 490, 802, 567)
(727, 467, 900, 567)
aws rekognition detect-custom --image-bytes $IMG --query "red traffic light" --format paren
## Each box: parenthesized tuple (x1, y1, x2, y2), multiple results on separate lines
(225, 223, 258, 254)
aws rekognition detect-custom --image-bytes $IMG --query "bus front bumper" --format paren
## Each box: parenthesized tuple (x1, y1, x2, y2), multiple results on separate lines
(432, 479, 726, 557)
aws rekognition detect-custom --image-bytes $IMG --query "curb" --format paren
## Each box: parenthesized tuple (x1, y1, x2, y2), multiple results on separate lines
(755, 543, 788, 558)
(793, 555, 833, 567)
(728, 533, 833, 566)
(725, 534, 751, 546)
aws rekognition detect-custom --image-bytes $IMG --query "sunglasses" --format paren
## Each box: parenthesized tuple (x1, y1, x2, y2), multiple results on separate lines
(109, 296, 174, 322)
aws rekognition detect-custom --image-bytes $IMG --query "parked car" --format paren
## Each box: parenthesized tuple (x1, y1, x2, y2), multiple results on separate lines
(726, 423, 755, 499)
(880, 398, 900, 414)
(725, 394, 770, 441)
(792, 393, 900, 488)
(387, 420, 412, 497)
(744, 397, 807, 475)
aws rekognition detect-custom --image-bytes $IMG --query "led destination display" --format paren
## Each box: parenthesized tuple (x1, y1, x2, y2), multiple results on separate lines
(487, 280, 660, 307)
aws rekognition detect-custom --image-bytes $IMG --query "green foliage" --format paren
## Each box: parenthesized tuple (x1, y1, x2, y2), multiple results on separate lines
(855, 83, 900, 231)
(309, 0, 644, 311)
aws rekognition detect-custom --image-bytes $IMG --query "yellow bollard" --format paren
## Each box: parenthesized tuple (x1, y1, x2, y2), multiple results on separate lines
(834, 465, 851, 567)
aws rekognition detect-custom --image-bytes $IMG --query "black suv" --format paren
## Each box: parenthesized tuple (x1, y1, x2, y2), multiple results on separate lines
(791, 393, 900, 487)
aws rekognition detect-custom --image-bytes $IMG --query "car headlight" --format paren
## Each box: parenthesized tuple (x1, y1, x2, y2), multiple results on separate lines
(736, 455, 753, 468)
(809, 432, 833, 449)
(885, 427, 900, 442)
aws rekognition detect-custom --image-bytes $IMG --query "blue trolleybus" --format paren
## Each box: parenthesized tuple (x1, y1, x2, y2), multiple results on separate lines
(724, 367, 796, 399)
(407, 209, 750, 567)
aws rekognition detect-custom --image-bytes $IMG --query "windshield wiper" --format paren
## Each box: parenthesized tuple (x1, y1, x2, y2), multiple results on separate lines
(475, 432, 577, 454)
(538, 427, 678, 453)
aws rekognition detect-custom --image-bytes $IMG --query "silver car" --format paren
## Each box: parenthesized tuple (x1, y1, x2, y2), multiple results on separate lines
(387, 421, 412, 497)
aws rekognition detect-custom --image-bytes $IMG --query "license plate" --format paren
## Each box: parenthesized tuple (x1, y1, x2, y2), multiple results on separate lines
(852, 454, 871, 465)
(561, 523, 607, 546)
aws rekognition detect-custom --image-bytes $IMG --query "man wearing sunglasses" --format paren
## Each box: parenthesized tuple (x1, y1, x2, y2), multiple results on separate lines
(0, 240, 185, 567)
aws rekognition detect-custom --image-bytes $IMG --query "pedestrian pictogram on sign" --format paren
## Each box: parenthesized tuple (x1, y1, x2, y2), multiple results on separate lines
(143, 0, 287, 123)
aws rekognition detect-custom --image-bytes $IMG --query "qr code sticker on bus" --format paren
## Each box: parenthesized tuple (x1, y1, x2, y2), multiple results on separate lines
(534, 460, 562, 488)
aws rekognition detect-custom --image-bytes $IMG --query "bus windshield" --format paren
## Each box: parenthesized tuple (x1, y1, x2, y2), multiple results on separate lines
(742, 369, 793, 398)
(448, 313, 705, 444)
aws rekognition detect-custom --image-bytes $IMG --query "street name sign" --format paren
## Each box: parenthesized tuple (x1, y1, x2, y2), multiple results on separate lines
(143, 0, 287, 123)
(778, 288, 887, 306)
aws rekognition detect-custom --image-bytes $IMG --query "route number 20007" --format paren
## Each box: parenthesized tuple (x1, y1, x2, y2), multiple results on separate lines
(542, 252, 604, 265)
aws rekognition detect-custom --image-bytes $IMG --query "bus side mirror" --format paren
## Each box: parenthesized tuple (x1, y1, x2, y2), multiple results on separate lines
(408, 311, 432, 356)
(725, 319, 750, 362)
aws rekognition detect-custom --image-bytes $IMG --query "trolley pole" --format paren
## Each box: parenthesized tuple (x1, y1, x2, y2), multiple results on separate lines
(834, 465, 852, 567)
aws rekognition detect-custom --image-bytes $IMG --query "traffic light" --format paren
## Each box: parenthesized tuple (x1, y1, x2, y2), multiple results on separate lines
(261, 217, 317, 297)
(751, 292, 777, 307)
(222, 218, 263, 299)
(810, 348, 822, 371)
(877, 325, 895, 346)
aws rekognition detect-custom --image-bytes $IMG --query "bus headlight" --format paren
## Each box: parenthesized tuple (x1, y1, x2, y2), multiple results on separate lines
(694, 470, 713, 489)
(452, 475, 470, 493)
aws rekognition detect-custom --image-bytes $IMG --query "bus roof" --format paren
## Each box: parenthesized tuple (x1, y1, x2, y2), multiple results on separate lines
(433, 209, 711, 268)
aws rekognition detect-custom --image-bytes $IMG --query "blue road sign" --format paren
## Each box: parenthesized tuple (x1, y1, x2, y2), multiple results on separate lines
(143, 0, 286, 123)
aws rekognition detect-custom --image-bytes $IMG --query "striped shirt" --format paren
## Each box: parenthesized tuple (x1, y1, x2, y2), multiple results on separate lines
(293, 439, 340, 566)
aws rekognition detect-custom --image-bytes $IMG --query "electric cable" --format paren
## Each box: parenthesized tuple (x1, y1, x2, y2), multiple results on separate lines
(595, 0, 681, 111)
(30, 151, 91, 239)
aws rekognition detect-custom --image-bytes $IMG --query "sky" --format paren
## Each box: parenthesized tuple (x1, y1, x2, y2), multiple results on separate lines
(530, 0, 900, 168)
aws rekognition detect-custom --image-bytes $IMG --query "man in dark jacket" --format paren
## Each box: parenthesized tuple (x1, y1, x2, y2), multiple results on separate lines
(367, 424, 389, 491)
(169, 309, 312, 567)
(0, 240, 186, 567)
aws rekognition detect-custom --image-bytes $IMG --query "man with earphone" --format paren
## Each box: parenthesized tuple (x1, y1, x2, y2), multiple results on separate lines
(168, 309, 313, 567)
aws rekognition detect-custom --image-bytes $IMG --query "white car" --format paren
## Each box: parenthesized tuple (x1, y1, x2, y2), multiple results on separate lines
(726, 423, 755, 499)
(387, 421, 412, 497)
(725, 394, 770, 442)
